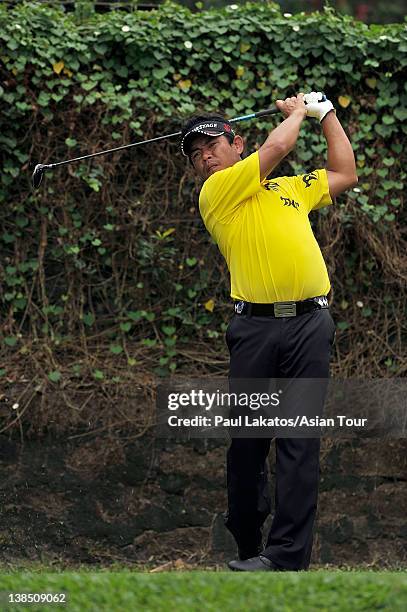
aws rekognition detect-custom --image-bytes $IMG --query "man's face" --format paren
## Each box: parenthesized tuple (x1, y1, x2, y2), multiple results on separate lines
(189, 134, 244, 181)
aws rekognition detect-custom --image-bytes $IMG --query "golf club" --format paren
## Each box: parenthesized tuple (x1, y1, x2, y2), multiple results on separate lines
(31, 93, 326, 189)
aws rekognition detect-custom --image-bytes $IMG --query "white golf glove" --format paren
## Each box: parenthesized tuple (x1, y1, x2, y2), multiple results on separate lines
(304, 91, 335, 123)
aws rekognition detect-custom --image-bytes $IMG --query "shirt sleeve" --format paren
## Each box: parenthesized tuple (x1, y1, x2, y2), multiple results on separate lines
(289, 169, 333, 213)
(199, 151, 263, 225)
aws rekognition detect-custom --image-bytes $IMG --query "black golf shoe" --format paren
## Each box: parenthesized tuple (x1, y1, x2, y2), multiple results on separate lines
(228, 555, 285, 572)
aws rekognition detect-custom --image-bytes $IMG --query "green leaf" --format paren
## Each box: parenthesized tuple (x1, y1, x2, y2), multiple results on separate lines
(2, 233, 15, 243)
(82, 81, 97, 91)
(209, 62, 222, 73)
(65, 138, 78, 147)
(127, 311, 143, 321)
(141, 338, 157, 347)
(37, 92, 50, 106)
(153, 67, 168, 79)
(15, 217, 28, 228)
(4, 336, 17, 347)
(393, 108, 407, 121)
(382, 114, 395, 125)
(48, 371, 62, 383)
(120, 322, 132, 332)
(110, 344, 123, 355)
(83, 312, 95, 326)
(116, 65, 128, 78)
(166, 307, 181, 316)
(93, 370, 104, 380)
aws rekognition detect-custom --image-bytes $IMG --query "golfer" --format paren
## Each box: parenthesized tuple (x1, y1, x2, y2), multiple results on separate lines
(180, 93, 357, 571)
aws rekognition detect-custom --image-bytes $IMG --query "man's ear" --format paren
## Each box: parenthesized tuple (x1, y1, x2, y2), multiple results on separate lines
(232, 134, 244, 155)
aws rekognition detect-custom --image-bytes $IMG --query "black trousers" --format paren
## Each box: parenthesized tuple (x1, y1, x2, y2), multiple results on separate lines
(224, 307, 336, 570)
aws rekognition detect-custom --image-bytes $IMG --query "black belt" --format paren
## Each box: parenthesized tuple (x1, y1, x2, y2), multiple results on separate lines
(234, 296, 329, 318)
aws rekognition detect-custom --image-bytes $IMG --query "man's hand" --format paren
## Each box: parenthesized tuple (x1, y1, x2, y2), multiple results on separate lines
(304, 91, 335, 123)
(275, 93, 307, 119)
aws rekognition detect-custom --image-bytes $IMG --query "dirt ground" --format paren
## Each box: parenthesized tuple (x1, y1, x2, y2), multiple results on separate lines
(0, 435, 406, 571)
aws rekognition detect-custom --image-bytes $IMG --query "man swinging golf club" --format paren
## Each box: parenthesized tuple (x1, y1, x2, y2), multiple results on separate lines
(180, 92, 357, 571)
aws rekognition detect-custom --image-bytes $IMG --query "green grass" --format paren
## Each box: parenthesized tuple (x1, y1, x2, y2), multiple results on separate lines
(0, 570, 406, 611)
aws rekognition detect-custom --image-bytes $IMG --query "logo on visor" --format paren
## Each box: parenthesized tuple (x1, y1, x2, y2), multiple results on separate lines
(223, 123, 232, 132)
(192, 123, 218, 131)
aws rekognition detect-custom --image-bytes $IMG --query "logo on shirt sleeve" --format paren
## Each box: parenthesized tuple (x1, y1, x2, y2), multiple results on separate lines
(302, 171, 318, 188)
(281, 196, 300, 210)
(263, 181, 280, 192)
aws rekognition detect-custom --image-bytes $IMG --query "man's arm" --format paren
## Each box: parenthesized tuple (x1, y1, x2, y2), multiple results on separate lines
(322, 112, 358, 198)
(258, 94, 306, 182)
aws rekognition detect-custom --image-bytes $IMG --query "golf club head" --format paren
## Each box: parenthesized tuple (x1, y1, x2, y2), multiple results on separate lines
(32, 164, 46, 189)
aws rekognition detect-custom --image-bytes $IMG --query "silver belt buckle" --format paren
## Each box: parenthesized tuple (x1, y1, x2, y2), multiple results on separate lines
(274, 301, 297, 317)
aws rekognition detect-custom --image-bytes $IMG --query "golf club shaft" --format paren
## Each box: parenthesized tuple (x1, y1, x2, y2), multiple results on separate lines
(230, 107, 279, 123)
(44, 130, 182, 169)
(41, 108, 280, 170)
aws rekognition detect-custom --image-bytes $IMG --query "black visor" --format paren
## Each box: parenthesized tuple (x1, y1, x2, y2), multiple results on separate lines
(181, 120, 235, 157)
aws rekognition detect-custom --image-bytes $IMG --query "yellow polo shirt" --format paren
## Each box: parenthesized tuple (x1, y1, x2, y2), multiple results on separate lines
(199, 151, 332, 303)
